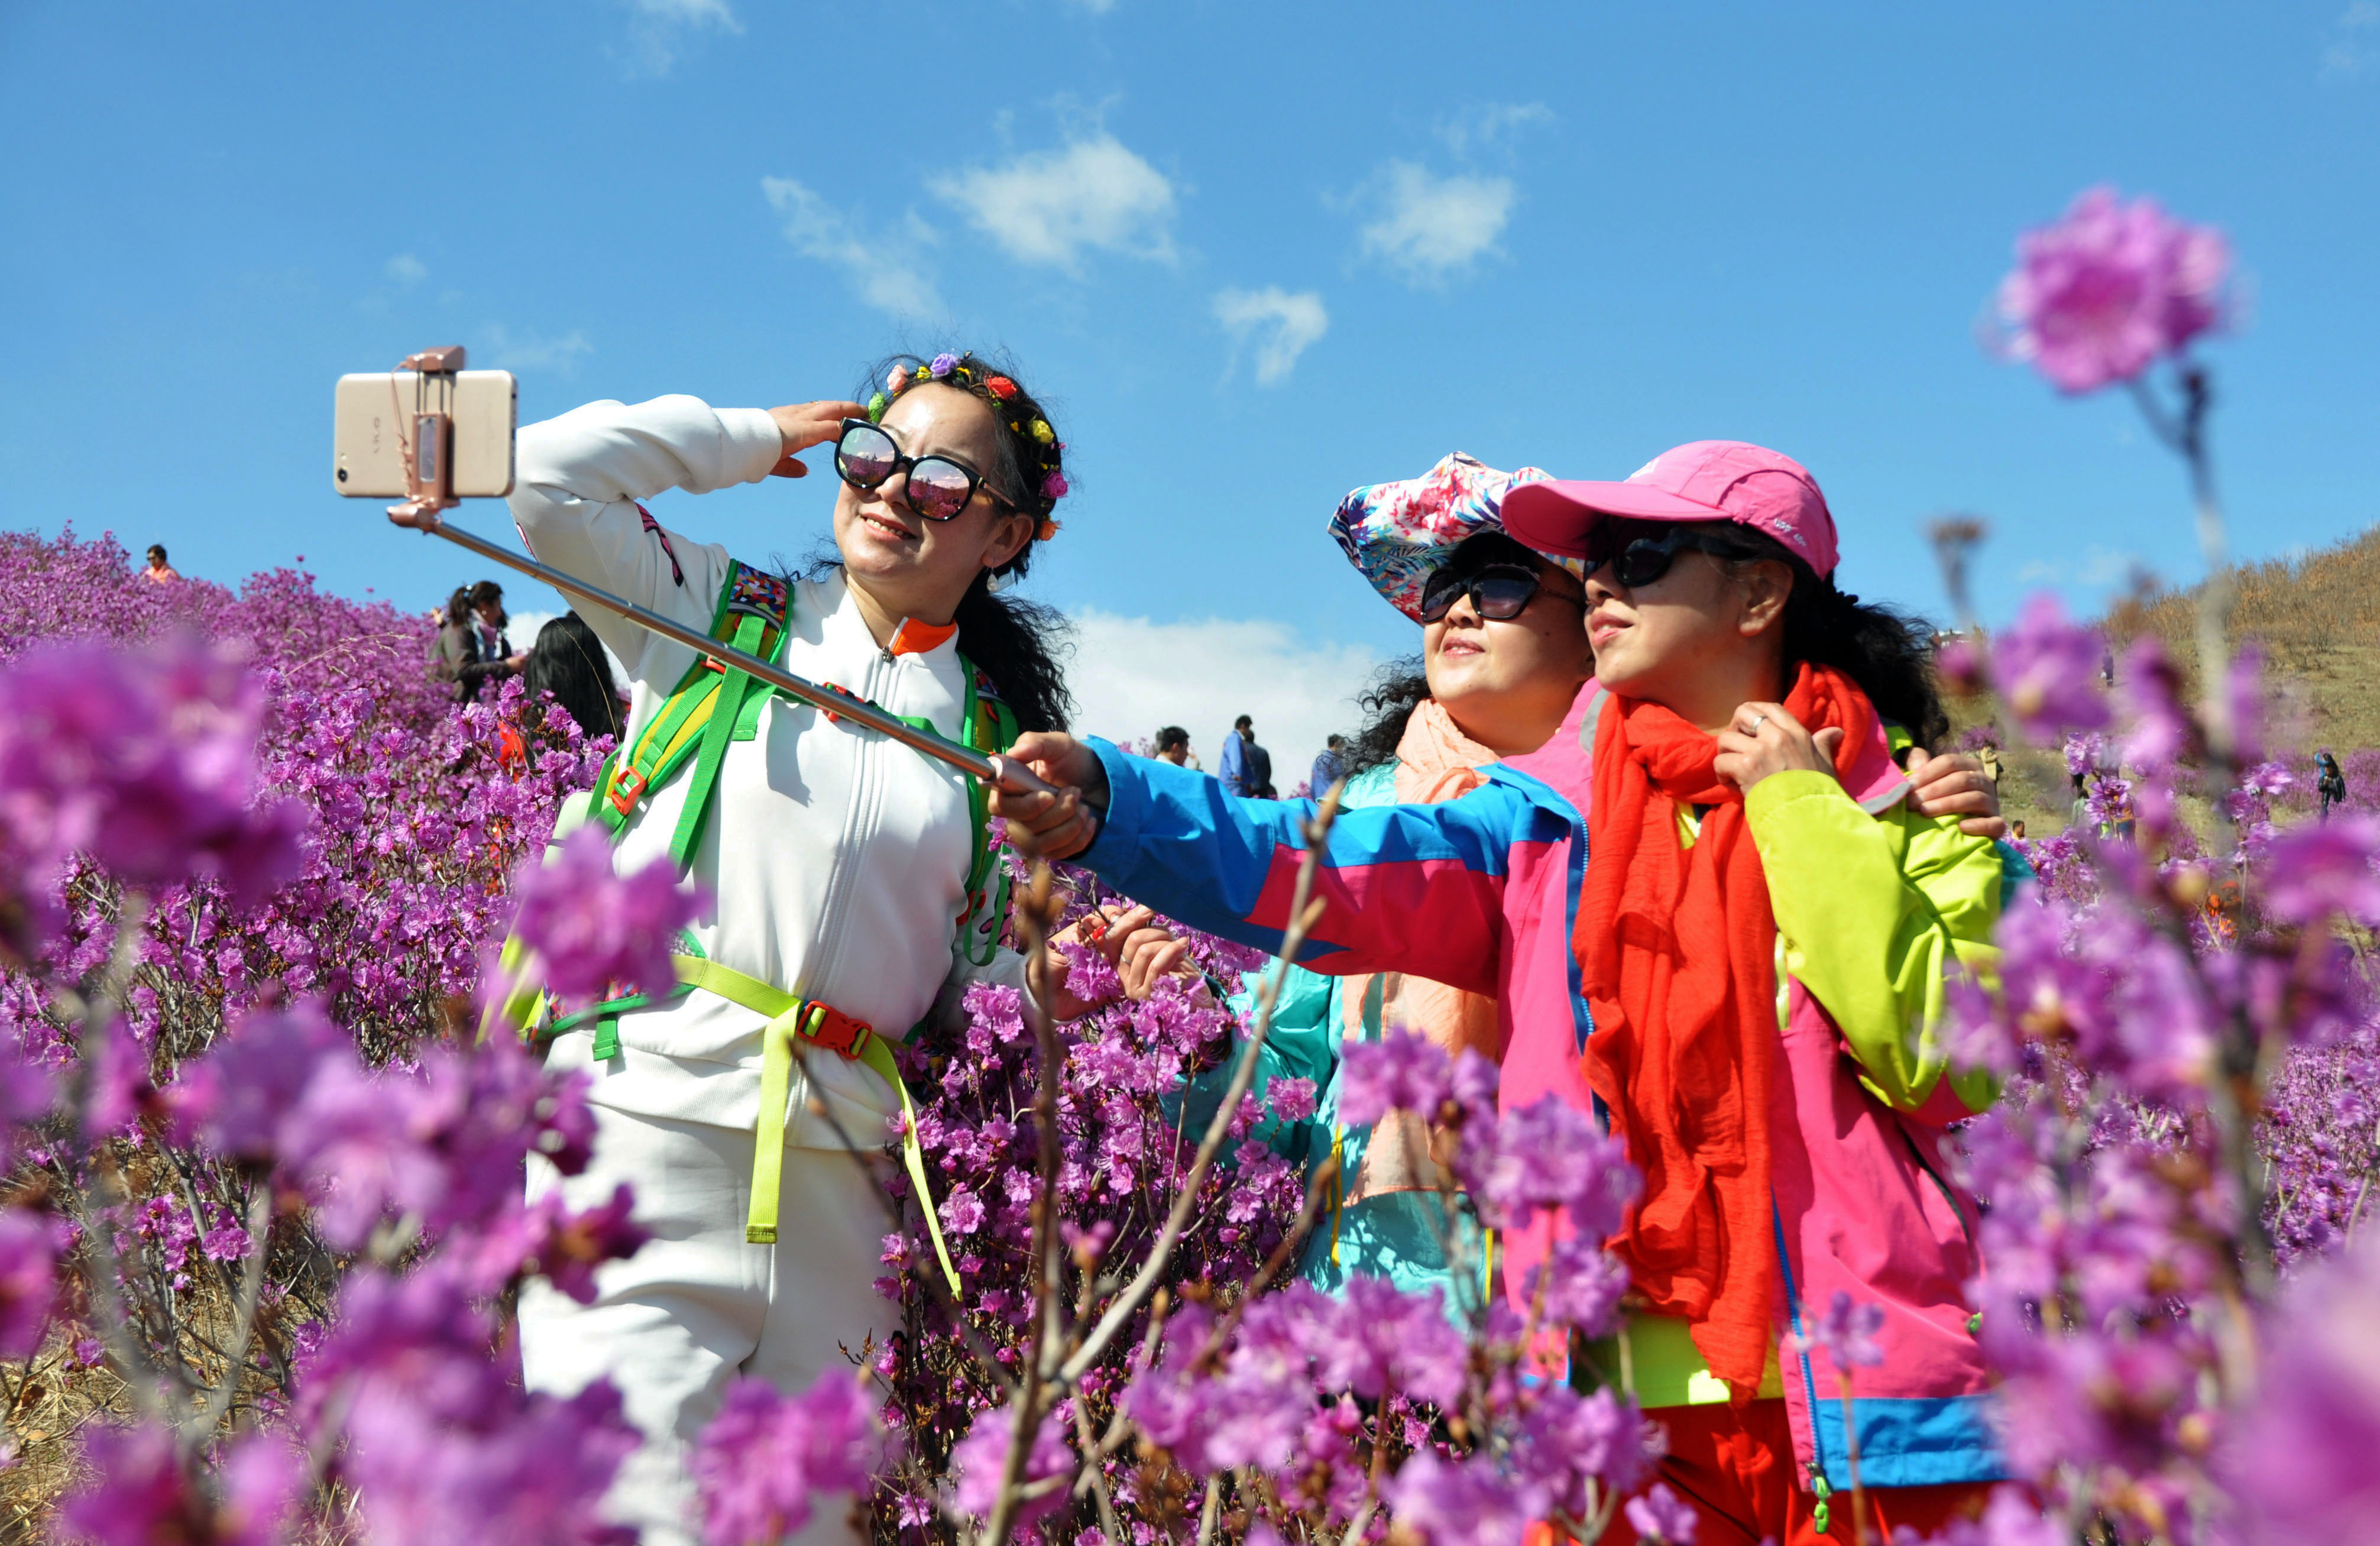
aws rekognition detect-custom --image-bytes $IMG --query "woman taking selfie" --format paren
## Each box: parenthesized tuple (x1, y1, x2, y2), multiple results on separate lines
(505, 353, 1161, 1546)
(999, 442, 2009, 1543)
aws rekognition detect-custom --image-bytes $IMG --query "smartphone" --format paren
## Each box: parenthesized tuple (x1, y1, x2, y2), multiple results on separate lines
(332, 369, 517, 499)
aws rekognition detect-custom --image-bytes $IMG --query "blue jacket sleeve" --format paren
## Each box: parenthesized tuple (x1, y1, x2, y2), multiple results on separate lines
(1078, 738, 1550, 994)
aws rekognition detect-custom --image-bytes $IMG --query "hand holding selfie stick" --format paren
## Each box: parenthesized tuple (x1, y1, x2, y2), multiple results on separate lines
(375, 348, 1063, 801)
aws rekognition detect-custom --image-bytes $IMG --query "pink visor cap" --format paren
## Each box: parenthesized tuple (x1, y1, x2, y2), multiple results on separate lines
(1500, 440, 1839, 579)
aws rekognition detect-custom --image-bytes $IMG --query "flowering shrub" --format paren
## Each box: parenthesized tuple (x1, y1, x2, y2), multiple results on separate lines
(1935, 189, 2380, 1544)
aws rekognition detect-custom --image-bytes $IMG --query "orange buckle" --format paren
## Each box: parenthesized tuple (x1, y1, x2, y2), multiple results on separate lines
(820, 683, 859, 725)
(802, 1002, 875, 1060)
(607, 766, 649, 814)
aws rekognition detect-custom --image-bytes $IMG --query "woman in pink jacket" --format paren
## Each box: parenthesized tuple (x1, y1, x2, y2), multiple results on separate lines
(999, 442, 2010, 1545)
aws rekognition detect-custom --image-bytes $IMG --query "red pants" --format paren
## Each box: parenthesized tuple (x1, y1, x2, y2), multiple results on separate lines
(1599, 1399, 1990, 1546)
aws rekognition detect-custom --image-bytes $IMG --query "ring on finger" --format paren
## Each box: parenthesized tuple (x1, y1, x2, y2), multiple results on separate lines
(1743, 713, 1767, 733)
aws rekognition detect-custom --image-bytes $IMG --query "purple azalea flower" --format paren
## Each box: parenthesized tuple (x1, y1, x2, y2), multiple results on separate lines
(941, 1185, 987, 1235)
(1312, 1276, 1468, 1408)
(509, 824, 703, 1006)
(950, 1402, 1073, 1526)
(169, 999, 348, 1160)
(2262, 817, 2380, 929)
(1267, 1075, 1317, 1123)
(1337, 1025, 1453, 1127)
(53, 1423, 203, 1545)
(1798, 1289, 1886, 1375)
(692, 1370, 885, 1545)
(1525, 1237, 1631, 1339)
(1621, 1481, 1699, 1544)
(1465, 1094, 1640, 1238)
(1992, 594, 2110, 743)
(1380, 1450, 1547, 1546)
(2227, 1239, 2380, 1544)
(1993, 185, 2230, 394)
(0, 1207, 59, 1359)
(0, 633, 310, 904)
(1514, 1383, 1649, 1517)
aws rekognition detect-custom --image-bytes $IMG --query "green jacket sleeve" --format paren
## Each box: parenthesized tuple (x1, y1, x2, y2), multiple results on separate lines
(1744, 770, 2003, 1119)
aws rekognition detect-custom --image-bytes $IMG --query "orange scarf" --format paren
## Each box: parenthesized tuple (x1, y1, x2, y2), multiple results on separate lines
(1576, 662, 1874, 1399)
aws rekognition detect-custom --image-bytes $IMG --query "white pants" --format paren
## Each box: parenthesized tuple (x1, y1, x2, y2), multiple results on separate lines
(520, 1102, 894, 1546)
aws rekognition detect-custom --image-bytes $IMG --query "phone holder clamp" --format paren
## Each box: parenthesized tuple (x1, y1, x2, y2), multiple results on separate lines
(386, 345, 470, 532)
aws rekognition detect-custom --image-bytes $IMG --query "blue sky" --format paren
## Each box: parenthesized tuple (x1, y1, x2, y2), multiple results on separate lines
(6, 2, 2379, 765)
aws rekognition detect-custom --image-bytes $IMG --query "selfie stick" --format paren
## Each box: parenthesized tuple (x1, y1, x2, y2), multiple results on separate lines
(381, 348, 1051, 794)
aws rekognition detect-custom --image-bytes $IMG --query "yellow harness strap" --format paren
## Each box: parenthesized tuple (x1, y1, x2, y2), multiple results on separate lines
(669, 956, 962, 1295)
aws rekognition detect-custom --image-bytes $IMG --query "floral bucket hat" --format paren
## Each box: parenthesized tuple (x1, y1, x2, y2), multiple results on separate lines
(1328, 452, 1586, 623)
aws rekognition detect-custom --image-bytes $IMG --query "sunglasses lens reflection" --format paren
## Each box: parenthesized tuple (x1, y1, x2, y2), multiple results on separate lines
(1469, 572, 1538, 619)
(838, 426, 898, 486)
(907, 460, 975, 520)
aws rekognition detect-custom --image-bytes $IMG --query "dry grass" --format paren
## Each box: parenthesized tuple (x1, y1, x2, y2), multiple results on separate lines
(1952, 521, 2380, 836)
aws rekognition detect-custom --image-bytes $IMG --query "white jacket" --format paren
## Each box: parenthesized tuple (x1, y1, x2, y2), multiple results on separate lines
(508, 394, 1027, 1139)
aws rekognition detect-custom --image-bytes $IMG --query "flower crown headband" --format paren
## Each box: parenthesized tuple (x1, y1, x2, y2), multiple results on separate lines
(866, 352, 1067, 541)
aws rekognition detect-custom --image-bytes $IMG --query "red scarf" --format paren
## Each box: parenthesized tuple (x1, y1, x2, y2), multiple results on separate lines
(1576, 662, 1875, 1400)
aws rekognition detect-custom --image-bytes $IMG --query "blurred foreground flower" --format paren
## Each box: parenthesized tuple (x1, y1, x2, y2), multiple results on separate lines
(1993, 185, 2230, 394)
(511, 824, 703, 1006)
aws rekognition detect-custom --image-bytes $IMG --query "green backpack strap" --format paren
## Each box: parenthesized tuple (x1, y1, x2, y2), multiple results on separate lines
(954, 656, 1021, 968)
(591, 559, 792, 875)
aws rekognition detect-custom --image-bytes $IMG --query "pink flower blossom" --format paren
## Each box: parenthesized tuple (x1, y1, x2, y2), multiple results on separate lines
(1992, 594, 2110, 743)
(1336, 1024, 1452, 1127)
(692, 1370, 885, 1545)
(510, 825, 702, 1006)
(1994, 185, 2230, 394)
(950, 1402, 1073, 1527)
(0, 1207, 59, 1358)
(1622, 1481, 1699, 1544)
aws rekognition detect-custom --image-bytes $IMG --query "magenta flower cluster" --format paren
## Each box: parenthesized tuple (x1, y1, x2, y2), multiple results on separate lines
(1994, 185, 2232, 394)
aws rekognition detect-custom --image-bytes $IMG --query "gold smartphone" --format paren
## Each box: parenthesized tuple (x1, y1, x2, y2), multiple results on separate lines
(332, 368, 517, 499)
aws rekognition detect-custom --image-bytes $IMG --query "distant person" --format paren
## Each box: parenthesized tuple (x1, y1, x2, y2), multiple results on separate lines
(1219, 713, 1274, 798)
(2010, 819, 2028, 842)
(522, 613, 626, 745)
(1976, 743, 2001, 788)
(2318, 750, 2349, 823)
(429, 584, 523, 706)
(1153, 725, 1200, 769)
(1309, 733, 1348, 797)
(141, 545, 181, 583)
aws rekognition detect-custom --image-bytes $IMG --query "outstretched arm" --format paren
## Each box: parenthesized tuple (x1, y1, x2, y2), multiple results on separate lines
(994, 733, 1566, 994)
(505, 395, 860, 678)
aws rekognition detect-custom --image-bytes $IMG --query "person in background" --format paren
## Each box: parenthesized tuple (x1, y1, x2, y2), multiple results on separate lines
(141, 545, 181, 583)
(2011, 819, 2028, 842)
(429, 585, 520, 706)
(470, 580, 528, 682)
(1976, 740, 2002, 788)
(522, 613, 626, 746)
(2317, 749, 2348, 823)
(1152, 725, 1200, 769)
(1309, 733, 1348, 798)
(1220, 713, 1275, 797)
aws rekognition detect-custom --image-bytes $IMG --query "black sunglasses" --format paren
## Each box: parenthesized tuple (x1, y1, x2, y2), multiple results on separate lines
(1419, 562, 1582, 624)
(834, 419, 1016, 523)
(1585, 526, 1744, 589)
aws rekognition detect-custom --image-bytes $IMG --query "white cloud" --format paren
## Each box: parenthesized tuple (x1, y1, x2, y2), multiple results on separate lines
(2324, 1, 2380, 78)
(385, 253, 427, 285)
(1066, 610, 1384, 790)
(929, 134, 1177, 273)
(760, 177, 942, 318)
(480, 324, 594, 375)
(2018, 545, 2140, 588)
(617, 0, 740, 76)
(1213, 287, 1329, 385)
(1356, 161, 1517, 285)
(1437, 102, 1553, 157)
